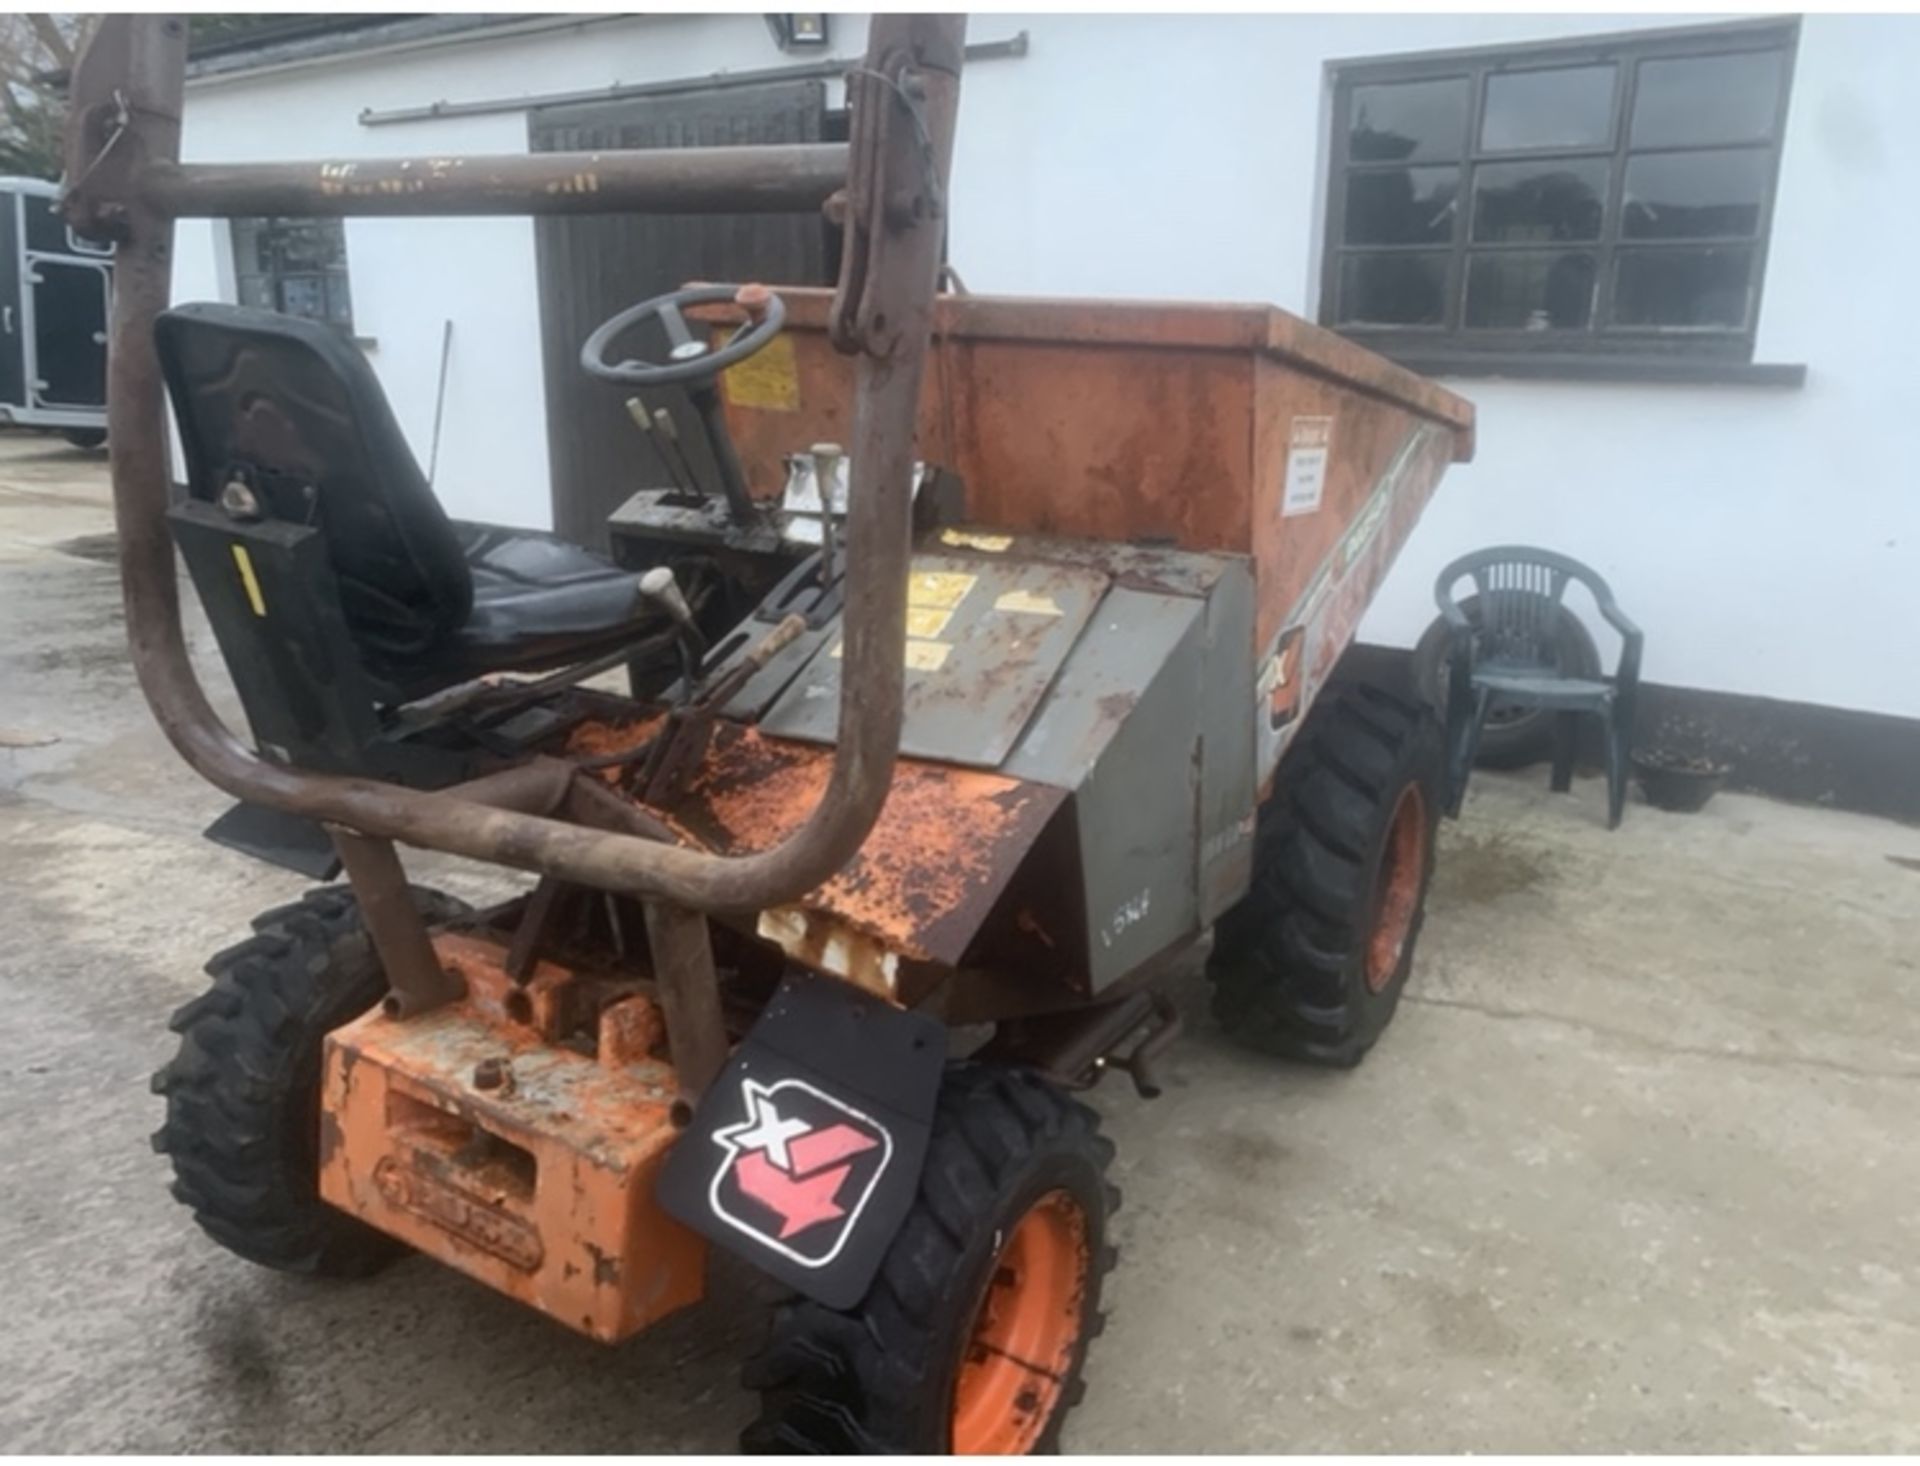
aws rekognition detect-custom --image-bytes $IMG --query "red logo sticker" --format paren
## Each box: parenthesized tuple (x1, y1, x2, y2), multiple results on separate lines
(708, 1077, 894, 1267)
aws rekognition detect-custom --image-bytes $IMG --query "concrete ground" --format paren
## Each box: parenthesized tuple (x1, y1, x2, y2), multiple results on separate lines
(2, 429, 1917, 1453)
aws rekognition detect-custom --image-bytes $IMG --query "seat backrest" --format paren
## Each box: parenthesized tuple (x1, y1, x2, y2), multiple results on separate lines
(1433, 544, 1617, 671)
(156, 303, 472, 663)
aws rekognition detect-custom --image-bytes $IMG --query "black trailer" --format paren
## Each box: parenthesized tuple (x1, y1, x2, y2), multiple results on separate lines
(0, 176, 112, 446)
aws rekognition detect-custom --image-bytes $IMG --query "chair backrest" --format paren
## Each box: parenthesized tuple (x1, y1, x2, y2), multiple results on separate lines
(155, 303, 473, 662)
(1433, 544, 1618, 671)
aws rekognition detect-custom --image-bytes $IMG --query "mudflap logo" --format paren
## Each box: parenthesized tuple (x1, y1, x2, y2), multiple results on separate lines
(707, 1076, 894, 1268)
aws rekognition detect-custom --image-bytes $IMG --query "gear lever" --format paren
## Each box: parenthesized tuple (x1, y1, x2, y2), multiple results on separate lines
(639, 566, 709, 699)
(809, 441, 844, 582)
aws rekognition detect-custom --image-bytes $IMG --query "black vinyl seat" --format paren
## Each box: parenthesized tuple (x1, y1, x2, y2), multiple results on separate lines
(450, 521, 650, 679)
(155, 302, 658, 699)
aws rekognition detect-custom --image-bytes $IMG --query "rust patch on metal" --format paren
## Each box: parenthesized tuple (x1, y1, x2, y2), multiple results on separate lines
(564, 713, 668, 764)
(319, 936, 706, 1343)
(666, 724, 1066, 966)
(756, 905, 901, 998)
(597, 993, 667, 1069)
(373, 1153, 545, 1272)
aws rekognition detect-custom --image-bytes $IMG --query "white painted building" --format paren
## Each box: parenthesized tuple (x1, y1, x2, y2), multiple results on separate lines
(171, 12, 1920, 730)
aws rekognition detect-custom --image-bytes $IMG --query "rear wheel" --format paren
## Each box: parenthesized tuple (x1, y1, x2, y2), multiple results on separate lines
(743, 1064, 1117, 1454)
(61, 427, 106, 451)
(1209, 681, 1441, 1066)
(151, 884, 469, 1276)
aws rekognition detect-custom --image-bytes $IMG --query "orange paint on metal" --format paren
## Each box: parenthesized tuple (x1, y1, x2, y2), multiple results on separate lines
(1365, 782, 1430, 994)
(318, 934, 706, 1344)
(950, 1188, 1091, 1454)
(436, 930, 593, 1040)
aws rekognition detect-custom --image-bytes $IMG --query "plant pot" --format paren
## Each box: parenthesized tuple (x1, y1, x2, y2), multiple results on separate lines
(1632, 751, 1728, 813)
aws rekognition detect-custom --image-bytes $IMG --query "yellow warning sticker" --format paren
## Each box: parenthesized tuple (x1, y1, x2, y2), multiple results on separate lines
(904, 640, 951, 672)
(829, 637, 952, 671)
(907, 570, 976, 611)
(906, 605, 955, 638)
(993, 588, 1063, 617)
(940, 528, 1014, 553)
(723, 332, 800, 412)
(230, 543, 267, 617)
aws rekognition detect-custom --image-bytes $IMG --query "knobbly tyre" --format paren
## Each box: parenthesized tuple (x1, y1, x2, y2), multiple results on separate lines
(67, 12, 1474, 1453)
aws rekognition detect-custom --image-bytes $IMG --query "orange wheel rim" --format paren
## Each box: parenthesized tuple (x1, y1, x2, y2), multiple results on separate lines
(1365, 782, 1429, 994)
(950, 1189, 1090, 1455)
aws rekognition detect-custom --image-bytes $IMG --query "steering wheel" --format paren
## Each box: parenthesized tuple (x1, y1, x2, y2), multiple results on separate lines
(579, 283, 786, 388)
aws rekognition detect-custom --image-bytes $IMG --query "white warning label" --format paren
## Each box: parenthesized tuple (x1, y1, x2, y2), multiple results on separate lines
(1282, 416, 1333, 518)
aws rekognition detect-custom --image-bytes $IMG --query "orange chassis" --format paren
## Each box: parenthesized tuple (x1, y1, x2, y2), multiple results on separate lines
(321, 931, 706, 1341)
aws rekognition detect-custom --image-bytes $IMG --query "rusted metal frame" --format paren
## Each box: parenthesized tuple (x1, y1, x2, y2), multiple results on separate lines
(1105, 993, 1182, 1100)
(641, 902, 729, 1107)
(132, 145, 850, 220)
(978, 988, 1181, 1097)
(503, 877, 569, 983)
(328, 828, 466, 1018)
(63, 14, 966, 919)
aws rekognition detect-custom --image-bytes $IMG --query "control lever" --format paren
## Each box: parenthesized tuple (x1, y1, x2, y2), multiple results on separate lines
(638, 613, 807, 806)
(650, 408, 702, 503)
(625, 398, 695, 501)
(639, 566, 709, 700)
(809, 441, 844, 582)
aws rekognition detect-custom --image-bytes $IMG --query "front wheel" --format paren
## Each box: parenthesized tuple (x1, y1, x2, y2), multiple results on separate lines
(743, 1064, 1118, 1454)
(151, 884, 469, 1276)
(1209, 681, 1441, 1066)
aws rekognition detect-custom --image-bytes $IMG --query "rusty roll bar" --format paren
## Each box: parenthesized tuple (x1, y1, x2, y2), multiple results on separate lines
(137, 146, 851, 218)
(63, 13, 966, 914)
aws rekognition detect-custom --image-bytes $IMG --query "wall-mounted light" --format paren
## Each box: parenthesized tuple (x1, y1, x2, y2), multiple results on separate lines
(766, 13, 829, 52)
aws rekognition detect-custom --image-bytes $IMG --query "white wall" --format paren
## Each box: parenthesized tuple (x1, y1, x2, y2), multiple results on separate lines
(176, 13, 1920, 717)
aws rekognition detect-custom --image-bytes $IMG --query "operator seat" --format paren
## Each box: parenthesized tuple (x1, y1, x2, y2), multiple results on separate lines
(155, 302, 661, 699)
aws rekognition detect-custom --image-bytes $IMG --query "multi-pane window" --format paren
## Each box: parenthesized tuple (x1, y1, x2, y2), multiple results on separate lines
(1321, 21, 1796, 365)
(232, 216, 354, 331)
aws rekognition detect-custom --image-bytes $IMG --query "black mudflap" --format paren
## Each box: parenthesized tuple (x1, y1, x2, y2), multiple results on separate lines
(657, 971, 944, 1309)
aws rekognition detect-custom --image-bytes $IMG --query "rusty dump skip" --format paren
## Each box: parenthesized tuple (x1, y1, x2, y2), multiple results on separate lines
(707, 289, 1476, 653)
(319, 933, 707, 1343)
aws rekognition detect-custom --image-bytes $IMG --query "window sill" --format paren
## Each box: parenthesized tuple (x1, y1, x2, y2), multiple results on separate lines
(1380, 351, 1807, 389)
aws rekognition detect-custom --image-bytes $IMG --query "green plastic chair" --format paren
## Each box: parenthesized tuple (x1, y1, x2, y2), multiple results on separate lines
(1436, 545, 1643, 829)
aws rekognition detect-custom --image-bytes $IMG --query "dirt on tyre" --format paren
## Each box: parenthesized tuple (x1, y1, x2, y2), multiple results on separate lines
(1209, 681, 1441, 1067)
(151, 883, 469, 1276)
(743, 1063, 1118, 1454)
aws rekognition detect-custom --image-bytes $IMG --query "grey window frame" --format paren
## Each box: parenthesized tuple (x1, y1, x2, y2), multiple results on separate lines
(1319, 17, 1801, 381)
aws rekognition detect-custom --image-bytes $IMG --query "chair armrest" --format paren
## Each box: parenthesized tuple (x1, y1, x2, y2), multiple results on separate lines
(1593, 593, 1641, 644)
(1591, 593, 1643, 688)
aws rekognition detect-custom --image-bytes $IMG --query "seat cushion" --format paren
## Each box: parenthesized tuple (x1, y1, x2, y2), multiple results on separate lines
(435, 522, 658, 681)
(1473, 670, 1615, 710)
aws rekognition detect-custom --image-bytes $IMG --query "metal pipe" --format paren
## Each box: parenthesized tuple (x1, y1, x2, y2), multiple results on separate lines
(135, 145, 850, 219)
(66, 11, 965, 916)
(358, 32, 1028, 128)
(330, 827, 466, 1017)
(642, 900, 729, 1105)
